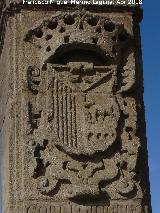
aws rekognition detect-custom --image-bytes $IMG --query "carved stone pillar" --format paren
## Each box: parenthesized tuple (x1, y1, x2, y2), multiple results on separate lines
(0, 1, 152, 213)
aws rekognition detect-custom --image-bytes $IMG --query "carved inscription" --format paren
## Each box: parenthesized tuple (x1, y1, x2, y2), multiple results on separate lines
(25, 204, 142, 213)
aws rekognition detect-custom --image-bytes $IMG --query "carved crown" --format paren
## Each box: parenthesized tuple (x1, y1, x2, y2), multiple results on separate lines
(25, 11, 133, 68)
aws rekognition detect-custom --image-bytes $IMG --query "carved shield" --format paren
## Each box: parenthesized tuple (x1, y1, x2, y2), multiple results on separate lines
(47, 63, 120, 156)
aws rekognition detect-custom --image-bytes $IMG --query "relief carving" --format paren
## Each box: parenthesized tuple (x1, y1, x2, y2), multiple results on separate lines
(28, 102, 42, 134)
(24, 11, 142, 205)
(25, 203, 142, 213)
(24, 11, 133, 69)
(27, 66, 41, 95)
(28, 137, 120, 199)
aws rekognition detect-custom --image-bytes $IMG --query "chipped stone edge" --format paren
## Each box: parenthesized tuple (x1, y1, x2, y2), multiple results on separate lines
(0, 2, 143, 51)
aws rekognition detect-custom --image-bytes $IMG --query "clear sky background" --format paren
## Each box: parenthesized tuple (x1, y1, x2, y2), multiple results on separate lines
(141, 0, 160, 212)
(0, 1, 159, 213)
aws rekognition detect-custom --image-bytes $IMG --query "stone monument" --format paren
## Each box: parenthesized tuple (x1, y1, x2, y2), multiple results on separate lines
(0, 1, 152, 212)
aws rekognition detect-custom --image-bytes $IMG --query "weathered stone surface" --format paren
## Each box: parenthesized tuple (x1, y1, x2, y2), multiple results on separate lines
(1, 0, 142, 8)
(0, 3, 151, 213)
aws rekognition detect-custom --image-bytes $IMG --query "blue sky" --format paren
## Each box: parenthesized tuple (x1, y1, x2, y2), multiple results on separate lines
(0, 1, 159, 213)
(141, 0, 160, 212)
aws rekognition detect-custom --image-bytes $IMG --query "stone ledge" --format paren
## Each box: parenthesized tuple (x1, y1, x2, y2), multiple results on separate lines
(0, 1, 143, 20)
(3, 0, 143, 6)
(1, 0, 143, 13)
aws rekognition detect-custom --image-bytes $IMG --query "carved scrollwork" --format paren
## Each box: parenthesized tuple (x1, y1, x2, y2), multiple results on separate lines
(24, 11, 142, 203)
(27, 66, 41, 95)
(28, 102, 42, 134)
(28, 138, 120, 198)
(27, 131, 139, 201)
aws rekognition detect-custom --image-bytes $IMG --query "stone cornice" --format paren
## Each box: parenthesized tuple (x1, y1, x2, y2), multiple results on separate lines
(1, 0, 143, 14)
(0, 1, 143, 20)
(2, 0, 143, 7)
